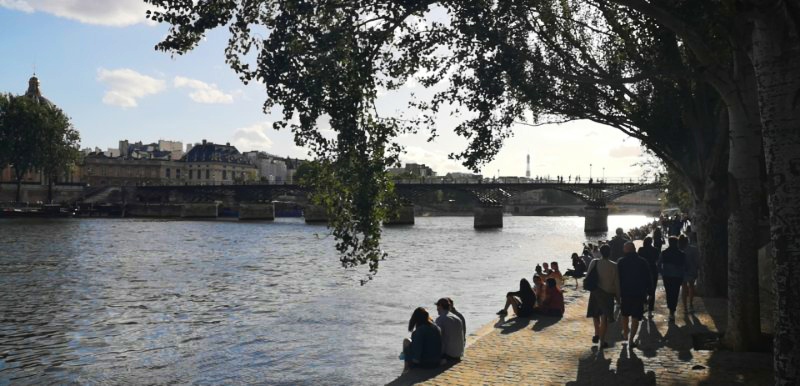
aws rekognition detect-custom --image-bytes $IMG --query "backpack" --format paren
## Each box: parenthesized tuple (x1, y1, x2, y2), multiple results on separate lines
(583, 262, 599, 291)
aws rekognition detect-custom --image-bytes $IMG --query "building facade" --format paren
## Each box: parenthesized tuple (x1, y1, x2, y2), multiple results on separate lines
(182, 140, 257, 184)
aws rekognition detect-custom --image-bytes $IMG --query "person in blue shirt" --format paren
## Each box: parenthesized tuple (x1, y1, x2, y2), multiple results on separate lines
(402, 307, 442, 368)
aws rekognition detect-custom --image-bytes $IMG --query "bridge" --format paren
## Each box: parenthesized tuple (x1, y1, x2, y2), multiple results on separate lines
(130, 178, 662, 232)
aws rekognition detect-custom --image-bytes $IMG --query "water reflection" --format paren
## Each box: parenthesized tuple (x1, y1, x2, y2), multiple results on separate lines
(0, 215, 648, 385)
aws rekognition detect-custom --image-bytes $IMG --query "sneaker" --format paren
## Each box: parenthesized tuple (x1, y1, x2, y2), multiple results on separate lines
(496, 309, 508, 316)
(592, 335, 599, 344)
(629, 340, 637, 348)
(601, 341, 610, 349)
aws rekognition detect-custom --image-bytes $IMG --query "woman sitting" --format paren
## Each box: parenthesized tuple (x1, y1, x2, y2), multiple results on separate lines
(402, 307, 443, 369)
(564, 253, 588, 288)
(533, 264, 544, 281)
(533, 275, 546, 305)
(549, 261, 564, 288)
(497, 278, 537, 317)
(538, 278, 565, 317)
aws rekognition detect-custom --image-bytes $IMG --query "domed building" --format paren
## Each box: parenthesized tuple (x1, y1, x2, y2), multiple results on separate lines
(23, 75, 54, 107)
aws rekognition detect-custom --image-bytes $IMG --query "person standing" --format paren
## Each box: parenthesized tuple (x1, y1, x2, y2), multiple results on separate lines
(653, 227, 665, 252)
(658, 236, 687, 321)
(637, 236, 660, 318)
(679, 235, 700, 312)
(435, 298, 465, 362)
(617, 242, 652, 346)
(585, 245, 620, 348)
(608, 228, 630, 262)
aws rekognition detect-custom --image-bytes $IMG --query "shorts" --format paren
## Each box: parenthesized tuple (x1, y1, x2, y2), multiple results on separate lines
(620, 296, 645, 319)
(586, 288, 615, 322)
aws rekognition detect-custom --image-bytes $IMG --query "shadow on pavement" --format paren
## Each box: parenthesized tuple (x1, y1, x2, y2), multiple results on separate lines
(567, 347, 656, 386)
(495, 316, 532, 334)
(532, 316, 561, 331)
(386, 361, 456, 386)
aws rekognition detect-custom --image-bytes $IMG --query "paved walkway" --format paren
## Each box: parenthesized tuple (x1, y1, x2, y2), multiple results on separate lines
(389, 284, 773, 385)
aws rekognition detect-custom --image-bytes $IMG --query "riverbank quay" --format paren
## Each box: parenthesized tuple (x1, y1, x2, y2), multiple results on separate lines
(389, 285, 772, 385)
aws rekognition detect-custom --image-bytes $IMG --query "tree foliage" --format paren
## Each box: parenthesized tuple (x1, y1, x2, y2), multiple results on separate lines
(0, 93, 80, 201)
(143, 0, 730, 279)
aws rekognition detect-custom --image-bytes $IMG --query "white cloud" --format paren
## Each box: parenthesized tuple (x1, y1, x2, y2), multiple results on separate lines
(231, 122, 274, 152)
(174, 76, 235, 104)
(608, 145, 642, 158)
(0, 0, 152, 27)
(96, 68, 165, 108)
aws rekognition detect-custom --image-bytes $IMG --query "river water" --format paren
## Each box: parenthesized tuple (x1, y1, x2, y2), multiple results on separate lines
(0, 215, 649, 385)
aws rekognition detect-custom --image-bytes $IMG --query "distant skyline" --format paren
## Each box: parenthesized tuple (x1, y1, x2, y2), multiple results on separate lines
(0, 1, 646, 179)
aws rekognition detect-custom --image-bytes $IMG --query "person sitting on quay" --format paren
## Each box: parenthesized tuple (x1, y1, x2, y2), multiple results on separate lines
(549, 261, 564, 288)
(637, 236, 660, 319)
(402, 307, 442, 369)
(497, 278, 537, 318)
(679, 234, 699, 312)
(617, 242, 652, 347)
(658, 236, 687, 322)
(534, 264, 544, 281)
(564, 253, 588, 288)
(435, 298, 465, 363)
(532, 275, 547, 306)
(542, 262, 553, 276)
(581, 248, 595, 268)
(585, 244, 620, 349)
(445, 297, 466, 341)
(538, 278, 565, 317)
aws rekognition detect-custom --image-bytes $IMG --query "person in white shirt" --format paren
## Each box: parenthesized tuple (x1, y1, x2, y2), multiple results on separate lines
(435, 298, 465, 362)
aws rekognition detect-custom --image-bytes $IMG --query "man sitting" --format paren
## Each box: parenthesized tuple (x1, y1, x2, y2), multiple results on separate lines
(435, 298, 465, 362)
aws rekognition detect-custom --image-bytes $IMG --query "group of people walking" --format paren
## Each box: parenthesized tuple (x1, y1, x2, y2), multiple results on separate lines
(401, 298, 466, 369)
(585, 227, 699, 349)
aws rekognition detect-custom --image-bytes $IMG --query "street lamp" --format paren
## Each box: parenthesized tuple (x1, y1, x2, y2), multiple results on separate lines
(589, 163, 593, 179)
(602, 167, 605, 182)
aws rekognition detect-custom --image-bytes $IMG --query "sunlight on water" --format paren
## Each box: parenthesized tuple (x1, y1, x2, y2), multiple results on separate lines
(0, 215, 650, 385)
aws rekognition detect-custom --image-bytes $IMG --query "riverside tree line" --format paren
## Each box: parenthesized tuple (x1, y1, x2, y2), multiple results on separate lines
(144, 1, 797, 383)
(0, 93, 81, 203)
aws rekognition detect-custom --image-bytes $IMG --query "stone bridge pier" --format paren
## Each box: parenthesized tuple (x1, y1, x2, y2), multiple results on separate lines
(584, 206, 609, 232)
(304, 204, 329, 223)
(384, 204, 415, 225)
(474, 204, 504, 229)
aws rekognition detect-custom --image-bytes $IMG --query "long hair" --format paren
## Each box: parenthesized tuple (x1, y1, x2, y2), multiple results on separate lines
(520, 278, 534, 294)
(408, 307, 432, 332)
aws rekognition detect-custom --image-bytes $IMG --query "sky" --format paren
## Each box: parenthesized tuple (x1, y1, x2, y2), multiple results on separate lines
(0, 1, 646, 179)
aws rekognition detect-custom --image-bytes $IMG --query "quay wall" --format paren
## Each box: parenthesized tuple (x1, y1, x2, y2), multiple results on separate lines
(0, 183, 84, 204)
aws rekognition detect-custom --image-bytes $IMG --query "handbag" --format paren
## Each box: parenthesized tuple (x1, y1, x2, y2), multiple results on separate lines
(583, 262, 599, 291)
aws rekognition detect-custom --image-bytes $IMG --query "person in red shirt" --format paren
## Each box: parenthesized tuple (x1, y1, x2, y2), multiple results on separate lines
(539, 278, 565, 317)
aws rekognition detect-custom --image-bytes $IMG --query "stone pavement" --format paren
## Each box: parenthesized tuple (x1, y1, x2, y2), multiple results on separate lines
(389, 283, 773, 385)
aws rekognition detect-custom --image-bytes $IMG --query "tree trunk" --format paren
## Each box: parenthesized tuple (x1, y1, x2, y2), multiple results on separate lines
(693, 179, 728, 298)
(721, 78, 763, 351)
(748, 5, 800, 383)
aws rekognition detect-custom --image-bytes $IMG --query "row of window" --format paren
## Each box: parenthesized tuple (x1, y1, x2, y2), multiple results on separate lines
(165, 168, 247, 180)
